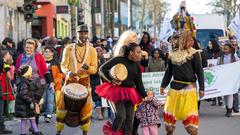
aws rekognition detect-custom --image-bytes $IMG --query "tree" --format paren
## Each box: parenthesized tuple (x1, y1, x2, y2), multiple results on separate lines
(137, 0, 169, 34)
(140, 0, 146, 32)
(209, 0, 240, 25)
(146, 0, 170, 36)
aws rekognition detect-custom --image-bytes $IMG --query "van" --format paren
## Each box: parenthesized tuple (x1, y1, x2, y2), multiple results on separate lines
(192, 14, 226, 47)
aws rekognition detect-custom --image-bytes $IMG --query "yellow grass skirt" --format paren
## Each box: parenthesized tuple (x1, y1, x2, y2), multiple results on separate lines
(163, 85, 199, 128)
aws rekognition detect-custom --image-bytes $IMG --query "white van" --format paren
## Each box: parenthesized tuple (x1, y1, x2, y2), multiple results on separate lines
(192, 14, 226, 47)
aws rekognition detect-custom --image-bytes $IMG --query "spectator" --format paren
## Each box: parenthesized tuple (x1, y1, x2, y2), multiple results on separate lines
(204, 39, 223, 106)
(42, 46, 64, 123)
(218, 42, 236, 117)
(15, 38, 54, 127)
(15, 65, 43, 135)
(0, 49, 13, 134)
(146, 48, 166, 72)
(90, 47, 106, 120)
(2, 37, 18, 65)
(139, 32, 152, 55)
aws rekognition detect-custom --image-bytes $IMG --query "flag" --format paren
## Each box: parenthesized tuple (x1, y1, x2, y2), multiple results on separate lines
(228, 11, 240, 46)
(159, 16, 175, 42)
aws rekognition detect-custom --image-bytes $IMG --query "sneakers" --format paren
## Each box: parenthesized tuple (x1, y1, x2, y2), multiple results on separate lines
(33, 131, 43, 135)
(0, 128, 13, 134)
(56, 131, 62, 135)
(44, 114, 52, 123)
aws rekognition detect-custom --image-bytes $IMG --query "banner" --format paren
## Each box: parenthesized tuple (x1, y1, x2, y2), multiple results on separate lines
(142, 61, 240, 102)
(159, 16, 175, 42)
(228, 11, 240, 46)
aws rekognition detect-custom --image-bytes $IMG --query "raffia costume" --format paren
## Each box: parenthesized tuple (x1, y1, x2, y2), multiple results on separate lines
(161, 48, 204, 132)
(55, 42, 98, 132)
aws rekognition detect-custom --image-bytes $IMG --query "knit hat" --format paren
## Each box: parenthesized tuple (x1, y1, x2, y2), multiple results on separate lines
(20, 65, 32, 78)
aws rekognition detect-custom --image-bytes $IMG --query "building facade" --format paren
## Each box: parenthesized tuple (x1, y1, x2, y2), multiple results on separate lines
(0, 0, 30, 43)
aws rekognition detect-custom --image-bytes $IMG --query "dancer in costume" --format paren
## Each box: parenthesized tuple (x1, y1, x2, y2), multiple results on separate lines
(96, 31, 147, 135)
(55, 24, 98, 135)
(160, 31, 204, 135)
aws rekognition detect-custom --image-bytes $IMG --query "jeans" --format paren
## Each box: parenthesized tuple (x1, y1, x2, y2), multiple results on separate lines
(42, 84, 54, 116)
(0, 100, 5, 130)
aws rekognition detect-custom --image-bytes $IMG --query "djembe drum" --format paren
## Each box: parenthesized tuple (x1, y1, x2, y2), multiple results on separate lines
(110, 63, 128, 81)
(63, 83, 89, 127)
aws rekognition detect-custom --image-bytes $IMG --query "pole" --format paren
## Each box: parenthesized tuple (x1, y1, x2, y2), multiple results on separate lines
(128, 0, 133, 30)
(101, 0, 105, 38)
(71, 0, 77, 38)
(118, 0, 121, 36)
(111, 0, 115, 38)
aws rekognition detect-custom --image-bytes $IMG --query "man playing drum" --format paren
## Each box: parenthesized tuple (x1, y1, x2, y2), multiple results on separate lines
(55, 24, 98, 135)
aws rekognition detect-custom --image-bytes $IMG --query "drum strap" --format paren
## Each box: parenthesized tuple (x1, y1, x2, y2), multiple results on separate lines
(72, 43, 90, 73)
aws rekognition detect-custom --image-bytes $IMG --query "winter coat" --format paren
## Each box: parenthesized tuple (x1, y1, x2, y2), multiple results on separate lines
(136, 98, 161, 128)
(0, 66, 15, 101)
(204, 48, 223, 59)
(15, 53, 53, 84)
(146, 57, 166, 72)
(15, 77, 35, 118)
(46, 59, 64, 91)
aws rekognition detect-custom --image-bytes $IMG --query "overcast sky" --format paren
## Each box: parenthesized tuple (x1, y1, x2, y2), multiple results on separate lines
(166, 0, 213, 17)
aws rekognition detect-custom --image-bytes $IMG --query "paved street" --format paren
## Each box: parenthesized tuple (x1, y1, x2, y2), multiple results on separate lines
(4, 101, 240, 135)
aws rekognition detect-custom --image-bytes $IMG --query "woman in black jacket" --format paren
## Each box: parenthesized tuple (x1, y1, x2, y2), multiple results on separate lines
(15, 65, 43, 135)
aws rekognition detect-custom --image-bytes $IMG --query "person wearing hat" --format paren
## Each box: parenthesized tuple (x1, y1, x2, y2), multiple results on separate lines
(15, 65, 43, 135)
(56, 24, 98, 135)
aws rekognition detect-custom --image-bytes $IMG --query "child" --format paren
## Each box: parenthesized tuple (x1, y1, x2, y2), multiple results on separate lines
(15, 65, 43, 135)
(0, 51, 15, 118)
(136, 89, 162, 135)
(218, 42, 236, 117)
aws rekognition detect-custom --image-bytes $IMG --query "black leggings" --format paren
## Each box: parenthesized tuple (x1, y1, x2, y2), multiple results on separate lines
(112, 101, 134, 134)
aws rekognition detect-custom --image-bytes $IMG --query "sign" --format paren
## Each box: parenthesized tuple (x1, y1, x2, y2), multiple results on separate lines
(142, 61, 240, 101)
(228, 11, 240, 46)
(56, 6, 69, 14)
(159, 16, 175, 42)
(207, 59, 218, 67)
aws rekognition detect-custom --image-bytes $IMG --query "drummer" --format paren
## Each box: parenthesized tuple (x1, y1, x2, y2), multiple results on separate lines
(55, 24, 98, 135)
(96, 31, 147, 134)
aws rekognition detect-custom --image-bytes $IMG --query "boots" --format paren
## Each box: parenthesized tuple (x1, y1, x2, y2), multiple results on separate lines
(225, 107, 232, 117)
(218, 97, 223, 106)
(56, 131, 62, 135)
(211, 98, 216, 106)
